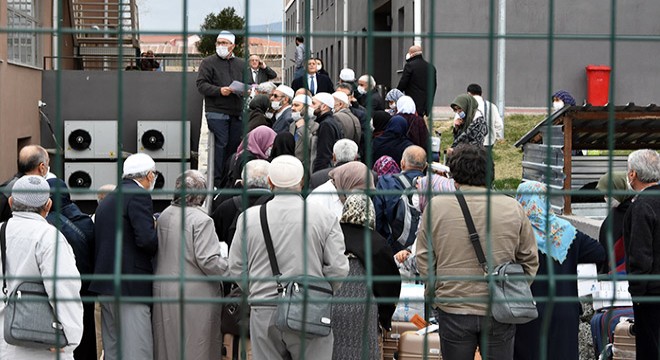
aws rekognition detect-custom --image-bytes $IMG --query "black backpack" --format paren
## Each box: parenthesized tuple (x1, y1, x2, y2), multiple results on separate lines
(389, 174, 421, 250)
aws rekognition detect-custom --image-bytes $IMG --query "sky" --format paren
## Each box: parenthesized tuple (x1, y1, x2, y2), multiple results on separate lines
(138, 0, 284, 32)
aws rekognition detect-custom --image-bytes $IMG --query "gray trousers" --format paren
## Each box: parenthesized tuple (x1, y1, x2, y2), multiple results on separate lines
(101, 302, 153, 360)
(250, 306, 334, 360)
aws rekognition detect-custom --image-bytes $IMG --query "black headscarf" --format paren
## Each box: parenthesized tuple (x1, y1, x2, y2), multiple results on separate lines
(269, 132, 296, 160)
(371, 110, 392, 138)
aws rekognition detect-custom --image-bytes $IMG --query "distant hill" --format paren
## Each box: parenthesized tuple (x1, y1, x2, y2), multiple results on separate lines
(247, 22, 283, 42)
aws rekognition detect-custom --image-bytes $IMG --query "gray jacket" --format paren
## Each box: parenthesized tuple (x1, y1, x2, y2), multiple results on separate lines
(228, 195, 349, 302)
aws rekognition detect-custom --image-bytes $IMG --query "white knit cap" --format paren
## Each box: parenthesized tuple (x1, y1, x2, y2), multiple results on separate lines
(339, 68, 355, 82)
(11, 175, 50, 208)
(292, 94, 313, 106)
(276, 85, 295, 100)
(216, 30, 236, 44)
(268, 155, 303, 188)
(123, 153, 156, 177)
(332, 91, 350, 106)
(313, 92, 335, 110)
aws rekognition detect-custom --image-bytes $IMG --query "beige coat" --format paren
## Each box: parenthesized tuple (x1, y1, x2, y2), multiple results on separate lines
(415, 185, 539, 316)
(152, 205, 228, 360)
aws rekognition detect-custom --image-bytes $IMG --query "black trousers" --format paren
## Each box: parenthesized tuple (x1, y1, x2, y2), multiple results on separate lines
(633, 301, 660, 360)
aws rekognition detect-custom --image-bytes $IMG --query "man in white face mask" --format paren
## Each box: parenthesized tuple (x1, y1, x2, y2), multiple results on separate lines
(270, 84, 295, 134)
(289, 95, 320, 171)
(196, 30, 246, 187)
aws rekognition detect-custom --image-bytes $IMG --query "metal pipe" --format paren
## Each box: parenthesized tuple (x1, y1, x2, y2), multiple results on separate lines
(497, 0, 506, 118)
(413, 0, 422, 46)
(52, 0, 58, 70)
(343, 0, 348, 68)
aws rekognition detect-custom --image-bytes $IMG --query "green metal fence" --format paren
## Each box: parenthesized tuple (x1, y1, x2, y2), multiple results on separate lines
(3, 0, 660, 359)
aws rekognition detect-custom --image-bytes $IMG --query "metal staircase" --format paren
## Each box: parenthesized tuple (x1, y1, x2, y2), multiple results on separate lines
(70, 0, 140, 70)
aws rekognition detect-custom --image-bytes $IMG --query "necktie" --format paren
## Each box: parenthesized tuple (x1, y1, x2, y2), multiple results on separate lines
(309, 75, 316, 95)
(253, 70, 258, 83)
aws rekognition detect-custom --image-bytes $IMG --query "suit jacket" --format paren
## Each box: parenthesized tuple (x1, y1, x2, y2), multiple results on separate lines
(246, 66, 278, 85)
(397, 54, 437, 117)
(291, 73, 334, 94)
(272, 106, 294, 134)
(89, 179, 158, 298)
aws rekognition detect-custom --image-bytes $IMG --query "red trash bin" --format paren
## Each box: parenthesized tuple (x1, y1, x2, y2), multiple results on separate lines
(585, 65, 611, 106)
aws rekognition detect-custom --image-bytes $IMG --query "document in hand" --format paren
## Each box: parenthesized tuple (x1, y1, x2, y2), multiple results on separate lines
(229, 81, 247, 95)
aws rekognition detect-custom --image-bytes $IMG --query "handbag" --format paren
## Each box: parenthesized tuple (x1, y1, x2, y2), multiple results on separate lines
(454, 193, 538, 324)
(259, 204, 333, 337)
(221, 282, 250, 336)
(0, 221, 69, 349)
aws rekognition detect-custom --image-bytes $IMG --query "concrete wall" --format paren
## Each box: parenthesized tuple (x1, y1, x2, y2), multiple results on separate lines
(40, 71, 203, 175)
(285, 0, 660, 108)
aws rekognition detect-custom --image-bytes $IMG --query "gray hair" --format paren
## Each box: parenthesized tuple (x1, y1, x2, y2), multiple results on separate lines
(402, 145, 427, 170)
(123, 169, 154, 181)
(335, 83, 353, 92)
(628, 149, 660, 183)
(172, 170, 207, 206)
(10, 201, 47, 214)
(244, 159, 270, 189)
(256, 81, 277, 94)
(359, 75, 376, 89)
(333, 139, 359, 163)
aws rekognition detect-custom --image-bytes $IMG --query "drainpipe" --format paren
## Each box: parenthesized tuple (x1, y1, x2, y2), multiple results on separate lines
(343, 0, 348, 68)
(497, 0, 506, 117)
(52, 0, 58, 70)
(413, 0, 421, 46)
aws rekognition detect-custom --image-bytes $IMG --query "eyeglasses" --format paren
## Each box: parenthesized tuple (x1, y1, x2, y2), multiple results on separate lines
(270, 93, 283, 99)
(216, 41, 232, 46)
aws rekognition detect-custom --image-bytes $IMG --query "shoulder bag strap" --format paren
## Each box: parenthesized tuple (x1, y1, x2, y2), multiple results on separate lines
(259, 204, 283, 293)
(1, 221, 7, 294)
(454, 192, 488, 273)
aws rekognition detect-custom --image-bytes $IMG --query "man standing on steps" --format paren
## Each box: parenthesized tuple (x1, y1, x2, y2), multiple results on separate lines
(196, 30, 246, 187)
(397, 45, 437, 118)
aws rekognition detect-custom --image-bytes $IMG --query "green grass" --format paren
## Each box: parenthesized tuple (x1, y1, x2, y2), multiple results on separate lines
(433, 114, 544, 191)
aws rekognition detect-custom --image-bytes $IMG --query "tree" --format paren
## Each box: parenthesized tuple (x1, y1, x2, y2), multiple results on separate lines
(197, 7, 246, 58)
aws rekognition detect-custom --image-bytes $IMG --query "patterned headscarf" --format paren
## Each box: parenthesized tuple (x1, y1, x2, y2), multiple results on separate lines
(385, 88, 405, 103)
(340, 194, 376, 231)
(552, 90, 577, 106)
(450, 94, 479, 132)
(235, 125, 277, 160)
(596, 171, 632, 204)
(329, 161, 374, 202)
(416, 174, 456, 211)
(373, 155, 401, 177)
(516, 181, 577, 264)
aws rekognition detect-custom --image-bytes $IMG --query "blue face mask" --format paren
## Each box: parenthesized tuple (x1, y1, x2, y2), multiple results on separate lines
(457, 111, 466, 119)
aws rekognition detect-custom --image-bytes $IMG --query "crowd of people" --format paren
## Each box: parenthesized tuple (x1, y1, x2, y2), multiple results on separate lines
(0, 29, 659, 360)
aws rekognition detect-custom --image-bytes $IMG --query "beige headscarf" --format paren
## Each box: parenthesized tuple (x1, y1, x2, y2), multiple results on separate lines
(328, 161, 374, 202)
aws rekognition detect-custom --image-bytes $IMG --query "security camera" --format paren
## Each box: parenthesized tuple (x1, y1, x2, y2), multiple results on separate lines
(38, 100, 47, 108)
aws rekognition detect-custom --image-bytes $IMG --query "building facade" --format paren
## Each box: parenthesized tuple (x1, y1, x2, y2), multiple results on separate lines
(284, 0, 660, 110)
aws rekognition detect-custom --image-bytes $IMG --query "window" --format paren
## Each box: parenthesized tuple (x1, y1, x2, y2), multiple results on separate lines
(7, 0, 41, 67)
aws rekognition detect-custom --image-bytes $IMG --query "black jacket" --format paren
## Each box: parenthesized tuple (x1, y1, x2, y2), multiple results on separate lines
(624, 184, 660, 296)
(291, 73, 335, 94)
(246, 66, 278, 85)
(396, 54, 437, 117)
(211, 190, 272, 248)
(196, 54, 246, 116)
(312, 111, 344, 172)
(357, 88, 386, 112)
(89, 180, 158, 298)
(0, 174, 20, 223)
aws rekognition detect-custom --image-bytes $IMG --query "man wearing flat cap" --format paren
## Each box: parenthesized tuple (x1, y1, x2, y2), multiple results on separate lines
(90, 153, 159, 360)
(196, 30, 247, 187)
(2, 175, 83, 358)
(228, 155, 349, 359)
(311, 92, 344, 172)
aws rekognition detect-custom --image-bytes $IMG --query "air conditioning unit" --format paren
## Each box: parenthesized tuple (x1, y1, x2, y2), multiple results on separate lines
(137, 121, 190, 159)
(64, 162, 119, 201)
(152, 162, 191, 200)
(65, 120, 118, 159)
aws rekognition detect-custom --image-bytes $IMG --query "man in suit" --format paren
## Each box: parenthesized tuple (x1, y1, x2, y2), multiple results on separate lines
(270, 84, 295, 134)
(397, 45, 437, 117)
(291, 58, 334, 95)
(247, 54, 278, 85)
(90, 153, 159, 360)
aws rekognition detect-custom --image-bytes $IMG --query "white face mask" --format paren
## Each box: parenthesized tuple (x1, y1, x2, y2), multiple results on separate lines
(216, 45, 230, 58)
(357, 86, 367, 95)
(265, 111, 274, 119)
(317, 64, 322, 71)
(291, 111, 302, 121)
(265, 147, 272, 158)
(271, 101, 282, 111)
(148, 174, 156, 191)
(405, 52, 411, 61)
(552, 100, 564, 112)
(307, 106, 316, 120)
(389, 102, 397, 110)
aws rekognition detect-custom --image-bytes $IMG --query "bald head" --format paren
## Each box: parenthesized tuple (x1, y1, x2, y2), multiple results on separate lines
(408, 45, 423, 57)
(401, 145, 427, 171)
(18, 145, 49, 176)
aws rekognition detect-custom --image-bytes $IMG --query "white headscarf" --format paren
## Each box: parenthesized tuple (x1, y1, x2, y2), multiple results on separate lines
(396, 96, 417, 115)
